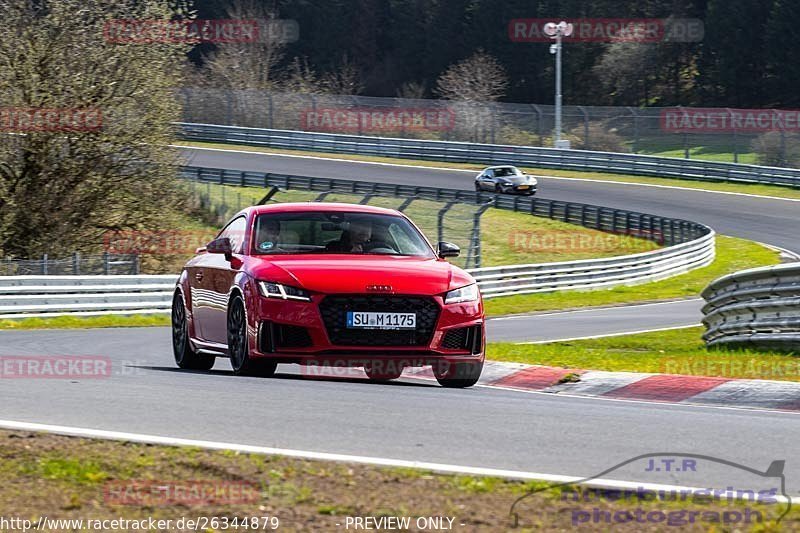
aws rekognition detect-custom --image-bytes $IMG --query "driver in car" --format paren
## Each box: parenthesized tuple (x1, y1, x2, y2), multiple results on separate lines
(326, 219, 373, 252)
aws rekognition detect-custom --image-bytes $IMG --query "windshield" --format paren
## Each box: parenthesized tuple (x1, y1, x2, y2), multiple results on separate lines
(252, 211, 435, 257)
(494, 167, 522, 177)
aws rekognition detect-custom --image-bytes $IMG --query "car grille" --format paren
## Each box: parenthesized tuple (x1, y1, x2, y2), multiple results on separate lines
(319, 295, 440, 346)
(441, 325, 483, 353)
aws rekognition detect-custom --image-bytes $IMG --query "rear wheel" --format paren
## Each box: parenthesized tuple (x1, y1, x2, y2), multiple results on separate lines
(172, 292, 215, 370)
(228, 296, 277, 377)
(434, 361, 483, 388)
(494, 184, 503, 194)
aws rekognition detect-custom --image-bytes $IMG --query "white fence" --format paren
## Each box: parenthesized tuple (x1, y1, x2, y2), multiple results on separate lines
(0, 230, 715, 318)
(0, 275, 176, 319)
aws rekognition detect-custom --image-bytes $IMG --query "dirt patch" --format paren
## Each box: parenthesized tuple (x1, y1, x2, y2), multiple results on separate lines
(0, 430, 794, 531)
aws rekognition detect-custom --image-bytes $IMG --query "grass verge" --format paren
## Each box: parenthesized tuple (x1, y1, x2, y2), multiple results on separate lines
(0, 314, 170, 331)
(483, 235, 780, 317)
(179, 140, 800, 201)
(489, 326, 800, 382)
(0, 430, 794, 530)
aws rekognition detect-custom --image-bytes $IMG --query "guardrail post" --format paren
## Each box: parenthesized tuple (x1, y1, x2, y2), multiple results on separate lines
(103, 252, 110, 275)
(72, 252, 80, 275)
(398, 197, 415, 211)
(133, 253, 140, 275)
(42, 254, 48, 275)
(437, 201, 458, 244)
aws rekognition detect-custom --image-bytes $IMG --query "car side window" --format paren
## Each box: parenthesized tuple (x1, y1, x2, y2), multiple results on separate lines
(219, 216, 247, 254)
(485, 170, 494, 178)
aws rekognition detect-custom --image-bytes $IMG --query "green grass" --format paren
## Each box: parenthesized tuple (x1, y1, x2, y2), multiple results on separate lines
(179, 140, 800, 200)
(489, 326, 800, 381)
(0, 314, 169, 330)
(483, 235, 780, 317)
(196, 181, 659, 269)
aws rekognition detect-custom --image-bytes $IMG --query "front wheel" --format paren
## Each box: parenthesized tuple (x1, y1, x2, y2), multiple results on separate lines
(474, 182, 482, 192)
(434, 361, 483, 388)
(228, 296, 277, 377)
(172, 292, 215, 370)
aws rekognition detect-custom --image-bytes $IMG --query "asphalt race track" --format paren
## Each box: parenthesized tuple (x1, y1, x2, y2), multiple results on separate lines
(1, 146, 798, 492)
(0, 327, 798, 491)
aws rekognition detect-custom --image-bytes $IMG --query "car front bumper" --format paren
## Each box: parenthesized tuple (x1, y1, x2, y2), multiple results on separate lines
(247, 293, 486, 367)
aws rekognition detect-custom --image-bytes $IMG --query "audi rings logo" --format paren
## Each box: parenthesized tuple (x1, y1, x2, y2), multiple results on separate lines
(365, 284, 393, 292)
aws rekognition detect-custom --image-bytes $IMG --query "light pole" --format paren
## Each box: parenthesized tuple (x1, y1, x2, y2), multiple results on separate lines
(544, 21, 574, 148)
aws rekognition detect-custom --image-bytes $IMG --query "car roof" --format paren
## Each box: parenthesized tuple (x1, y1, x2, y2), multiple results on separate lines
(246, 202, 402, 216)
(483, 165, 519, 170)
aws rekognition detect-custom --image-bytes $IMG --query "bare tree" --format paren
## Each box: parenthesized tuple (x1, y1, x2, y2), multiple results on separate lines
(435, 50, 508, 142)
(323, 55, 365, 95)
(435, 50, 508, 102)
(0, 0, 191, 258)
(396, 81, 427, 99)
(198, 0, 285, 90)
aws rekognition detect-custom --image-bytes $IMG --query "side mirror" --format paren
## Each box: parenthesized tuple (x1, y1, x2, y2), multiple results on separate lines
(437, 241, 460, 259)
(206, 237, 233, 260)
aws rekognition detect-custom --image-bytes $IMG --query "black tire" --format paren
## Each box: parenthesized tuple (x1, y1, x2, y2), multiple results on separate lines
(434, 361, 483, 388)
(172, 292, 215, 371)
(525, 190, 535, 196)
(474, 182, 482, 192)
(228, 296, 277, 377)
(364, 361, 403, 382)
(494, 184, 503, 193)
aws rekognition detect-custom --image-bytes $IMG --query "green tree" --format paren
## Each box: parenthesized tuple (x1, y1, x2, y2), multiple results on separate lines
(699, 0, 772, 106)
(765, 0, 800, 106)
(0, 0, 192, 258)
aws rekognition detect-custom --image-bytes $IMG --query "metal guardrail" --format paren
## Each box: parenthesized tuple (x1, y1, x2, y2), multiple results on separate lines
(179, 165, 709, 248)
(475, 231, 714, 298)
(0, 275, 176, 319)
(178, 122, 800, 188)
(1, 167, 715, 316)
(0, 253, 140, 276)
(701, 264, 800, 351)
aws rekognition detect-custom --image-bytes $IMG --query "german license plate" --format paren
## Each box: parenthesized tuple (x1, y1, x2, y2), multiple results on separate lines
(346, 311, 416, 330)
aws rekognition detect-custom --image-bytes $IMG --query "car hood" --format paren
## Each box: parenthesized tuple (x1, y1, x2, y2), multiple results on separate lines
(248, 255, 473, 295)
(503, 176, 534, 184)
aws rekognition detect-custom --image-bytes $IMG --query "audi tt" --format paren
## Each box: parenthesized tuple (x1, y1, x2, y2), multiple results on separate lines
(171, 203, 485, 387)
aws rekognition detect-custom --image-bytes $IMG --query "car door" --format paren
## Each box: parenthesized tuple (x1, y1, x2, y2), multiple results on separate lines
(477, 170, 493, 190)
(205, 215, 249, 345)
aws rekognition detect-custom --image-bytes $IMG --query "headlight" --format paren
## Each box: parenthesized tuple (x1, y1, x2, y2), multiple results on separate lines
(528, 176, 538, 185)
(444, 283, 479, 304)
(258, 281, 311, 301)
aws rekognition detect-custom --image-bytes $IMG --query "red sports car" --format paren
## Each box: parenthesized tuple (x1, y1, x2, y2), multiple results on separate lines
(171, 203, 485, 387)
